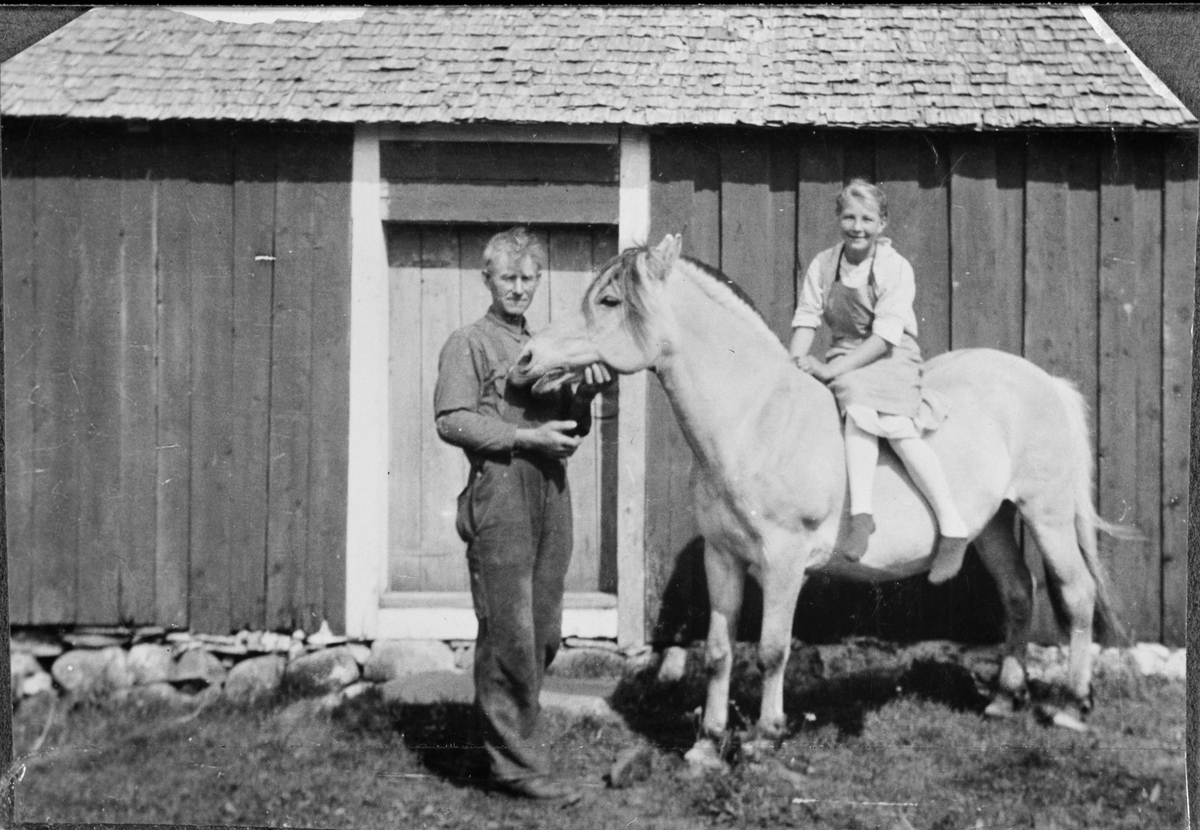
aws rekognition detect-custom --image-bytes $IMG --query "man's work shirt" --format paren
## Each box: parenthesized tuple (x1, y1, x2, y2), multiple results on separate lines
(434, 308, 592, 462)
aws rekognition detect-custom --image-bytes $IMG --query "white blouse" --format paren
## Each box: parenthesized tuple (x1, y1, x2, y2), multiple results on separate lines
(790, 239, 920, 347)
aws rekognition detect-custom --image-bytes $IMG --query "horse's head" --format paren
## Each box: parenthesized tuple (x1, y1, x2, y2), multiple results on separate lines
(511, 233, 682, 394)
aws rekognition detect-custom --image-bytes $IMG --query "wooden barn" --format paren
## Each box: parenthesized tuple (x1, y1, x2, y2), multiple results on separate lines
(2, 6, 1195, 647)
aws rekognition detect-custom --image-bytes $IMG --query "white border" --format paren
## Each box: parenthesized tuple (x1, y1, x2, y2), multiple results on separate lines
(1079, 6, 1194, 116)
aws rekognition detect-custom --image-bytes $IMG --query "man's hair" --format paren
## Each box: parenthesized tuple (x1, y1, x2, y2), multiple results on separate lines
(483, 226, 547, 275)
(835, 178, 888, 221)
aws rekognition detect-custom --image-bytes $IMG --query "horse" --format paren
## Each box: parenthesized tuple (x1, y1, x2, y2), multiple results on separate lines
(509, 234, 1123, 770)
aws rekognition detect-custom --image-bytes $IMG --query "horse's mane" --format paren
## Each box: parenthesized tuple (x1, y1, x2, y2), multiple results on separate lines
(583, 245, 772, 346)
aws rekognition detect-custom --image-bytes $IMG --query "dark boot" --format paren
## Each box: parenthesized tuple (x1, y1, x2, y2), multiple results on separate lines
(928, 536, 970, 584)
(839, 513, 875, 561)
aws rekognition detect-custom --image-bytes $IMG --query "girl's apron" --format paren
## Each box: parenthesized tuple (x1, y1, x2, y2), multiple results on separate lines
(822, 248, 945, 435)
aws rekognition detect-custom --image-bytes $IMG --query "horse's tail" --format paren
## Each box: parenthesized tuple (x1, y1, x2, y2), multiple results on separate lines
(1047, 375, 1130, 645)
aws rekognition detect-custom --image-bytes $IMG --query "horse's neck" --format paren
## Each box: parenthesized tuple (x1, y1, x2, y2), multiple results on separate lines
(654, 272, 835, 478)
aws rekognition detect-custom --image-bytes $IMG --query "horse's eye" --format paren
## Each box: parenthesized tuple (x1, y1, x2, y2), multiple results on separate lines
(597, 296, 621, 308)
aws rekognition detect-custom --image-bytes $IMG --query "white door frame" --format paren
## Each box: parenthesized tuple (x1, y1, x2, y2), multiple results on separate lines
(344, 123, 650, 645)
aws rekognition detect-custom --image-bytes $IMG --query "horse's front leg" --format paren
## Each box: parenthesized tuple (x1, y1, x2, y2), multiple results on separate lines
(750, 537, 810, 750)
(683, 543, 745, 771)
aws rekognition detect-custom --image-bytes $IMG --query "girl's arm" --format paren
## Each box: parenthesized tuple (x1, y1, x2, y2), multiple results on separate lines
(788, 326, 817, 366)
(818, 334, 890, 381)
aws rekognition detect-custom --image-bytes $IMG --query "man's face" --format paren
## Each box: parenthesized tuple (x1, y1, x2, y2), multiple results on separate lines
(484, 254, 541, 318)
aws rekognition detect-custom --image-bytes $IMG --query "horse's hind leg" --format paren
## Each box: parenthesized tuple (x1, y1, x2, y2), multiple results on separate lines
(684, 543, 745, 770)
(972, 503, 1033, 716)
(1026, 517, 1097, 724)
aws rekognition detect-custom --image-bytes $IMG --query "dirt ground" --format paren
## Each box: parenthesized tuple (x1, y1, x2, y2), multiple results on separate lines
(11, 640, 1186, 829)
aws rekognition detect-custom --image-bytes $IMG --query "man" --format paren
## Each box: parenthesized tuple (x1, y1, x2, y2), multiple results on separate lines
(433, 227, 611, 804)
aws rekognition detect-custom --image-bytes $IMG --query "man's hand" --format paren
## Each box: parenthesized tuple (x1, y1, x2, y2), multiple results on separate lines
(577, 363, 614, 399)
(515, 420, 583, 458)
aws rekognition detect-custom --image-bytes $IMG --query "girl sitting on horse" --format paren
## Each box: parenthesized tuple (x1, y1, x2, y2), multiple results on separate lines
(789, 179, 969, 584)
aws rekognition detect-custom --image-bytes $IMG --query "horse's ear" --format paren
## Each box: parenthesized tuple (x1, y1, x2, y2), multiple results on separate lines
(652, 234, 682, 273)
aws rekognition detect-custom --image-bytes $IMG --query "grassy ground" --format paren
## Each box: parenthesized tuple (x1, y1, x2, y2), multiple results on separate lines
(12, 642, 1185, 830)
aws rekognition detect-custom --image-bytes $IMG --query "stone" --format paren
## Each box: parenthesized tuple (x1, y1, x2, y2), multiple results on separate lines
(656, 646, 690, 684)
(131, 626, 168, 643)
(242, 631, 267, 653)
(363, 639, 457, 682)
(1095, 647, 1136, 680)
(98, 646, 136, 690)
(61, 632, 128, 649)
(565, 637, 621, 653)
(224, 654, 287, 704)
(346, 643, 372, 666)
(196, 634, 248, 657)
(284, 646, 360, 695)
(624, 648, 658, 675)
(197, 682, 225, 705)
(339, 681, 373, 702)
(11, 633, 64, 658)
(548, 647, 627, 679)
(170, 648, 228, 688)
(315, 691, 344, 711)
(128, 643, 175, 685)
(259, 632, 289, 651)
(111, 682, 191, 709)
(607, 746, 653, 788)
(195, 633, 240, 647)
(1130, 643, 1169, 677)
(1163, 649, 1185, 681)
(11, 651, 43, 685)
(165, 631, 195, 644)
(21, 671, 54, 698)
(52, 647, 134, 696)
(204, 642, 249, 658)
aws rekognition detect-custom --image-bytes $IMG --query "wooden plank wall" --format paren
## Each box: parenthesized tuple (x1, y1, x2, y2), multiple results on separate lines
(645, 127, 1196, 646)
(2, 119, 353, 634)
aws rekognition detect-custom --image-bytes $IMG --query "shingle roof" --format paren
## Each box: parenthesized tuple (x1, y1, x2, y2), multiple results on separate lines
(1, 5, 1194, 129)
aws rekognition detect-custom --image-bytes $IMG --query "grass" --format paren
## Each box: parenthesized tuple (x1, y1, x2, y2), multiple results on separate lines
(11, 640, 1185, 830)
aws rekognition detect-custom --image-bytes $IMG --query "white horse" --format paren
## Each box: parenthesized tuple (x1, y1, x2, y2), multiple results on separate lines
(511, 234, 1122, 768)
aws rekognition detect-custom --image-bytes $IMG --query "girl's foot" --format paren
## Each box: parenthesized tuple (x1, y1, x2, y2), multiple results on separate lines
(840, 513, 875, 561)
(928, 535, 970, 584)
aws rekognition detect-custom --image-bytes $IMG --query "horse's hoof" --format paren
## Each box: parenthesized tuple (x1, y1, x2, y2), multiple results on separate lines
(682, 739, 726, 775)
(1051, 710, 1089, 732)
(740, 736, 777, 762)
(1034, 704, 1089, 733)
(983, 695, 1018, 719)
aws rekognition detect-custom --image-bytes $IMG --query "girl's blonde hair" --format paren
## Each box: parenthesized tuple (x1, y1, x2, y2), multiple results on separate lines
(835, 178, 888, 221)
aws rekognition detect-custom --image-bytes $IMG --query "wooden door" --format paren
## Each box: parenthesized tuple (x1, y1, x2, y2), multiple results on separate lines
(387, 224, 618, 595)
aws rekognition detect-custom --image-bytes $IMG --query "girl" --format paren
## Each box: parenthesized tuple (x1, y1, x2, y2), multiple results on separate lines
(789, 180, 969, 584)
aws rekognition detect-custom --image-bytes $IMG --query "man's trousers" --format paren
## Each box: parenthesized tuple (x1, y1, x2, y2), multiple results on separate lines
(457, 454, 573, 784)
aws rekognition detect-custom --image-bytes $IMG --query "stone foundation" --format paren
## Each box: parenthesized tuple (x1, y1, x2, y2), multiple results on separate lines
(10, 624, 1185, 710)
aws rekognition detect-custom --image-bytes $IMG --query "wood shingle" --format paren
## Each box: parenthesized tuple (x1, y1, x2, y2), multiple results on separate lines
(1, 6, 1194, 129)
